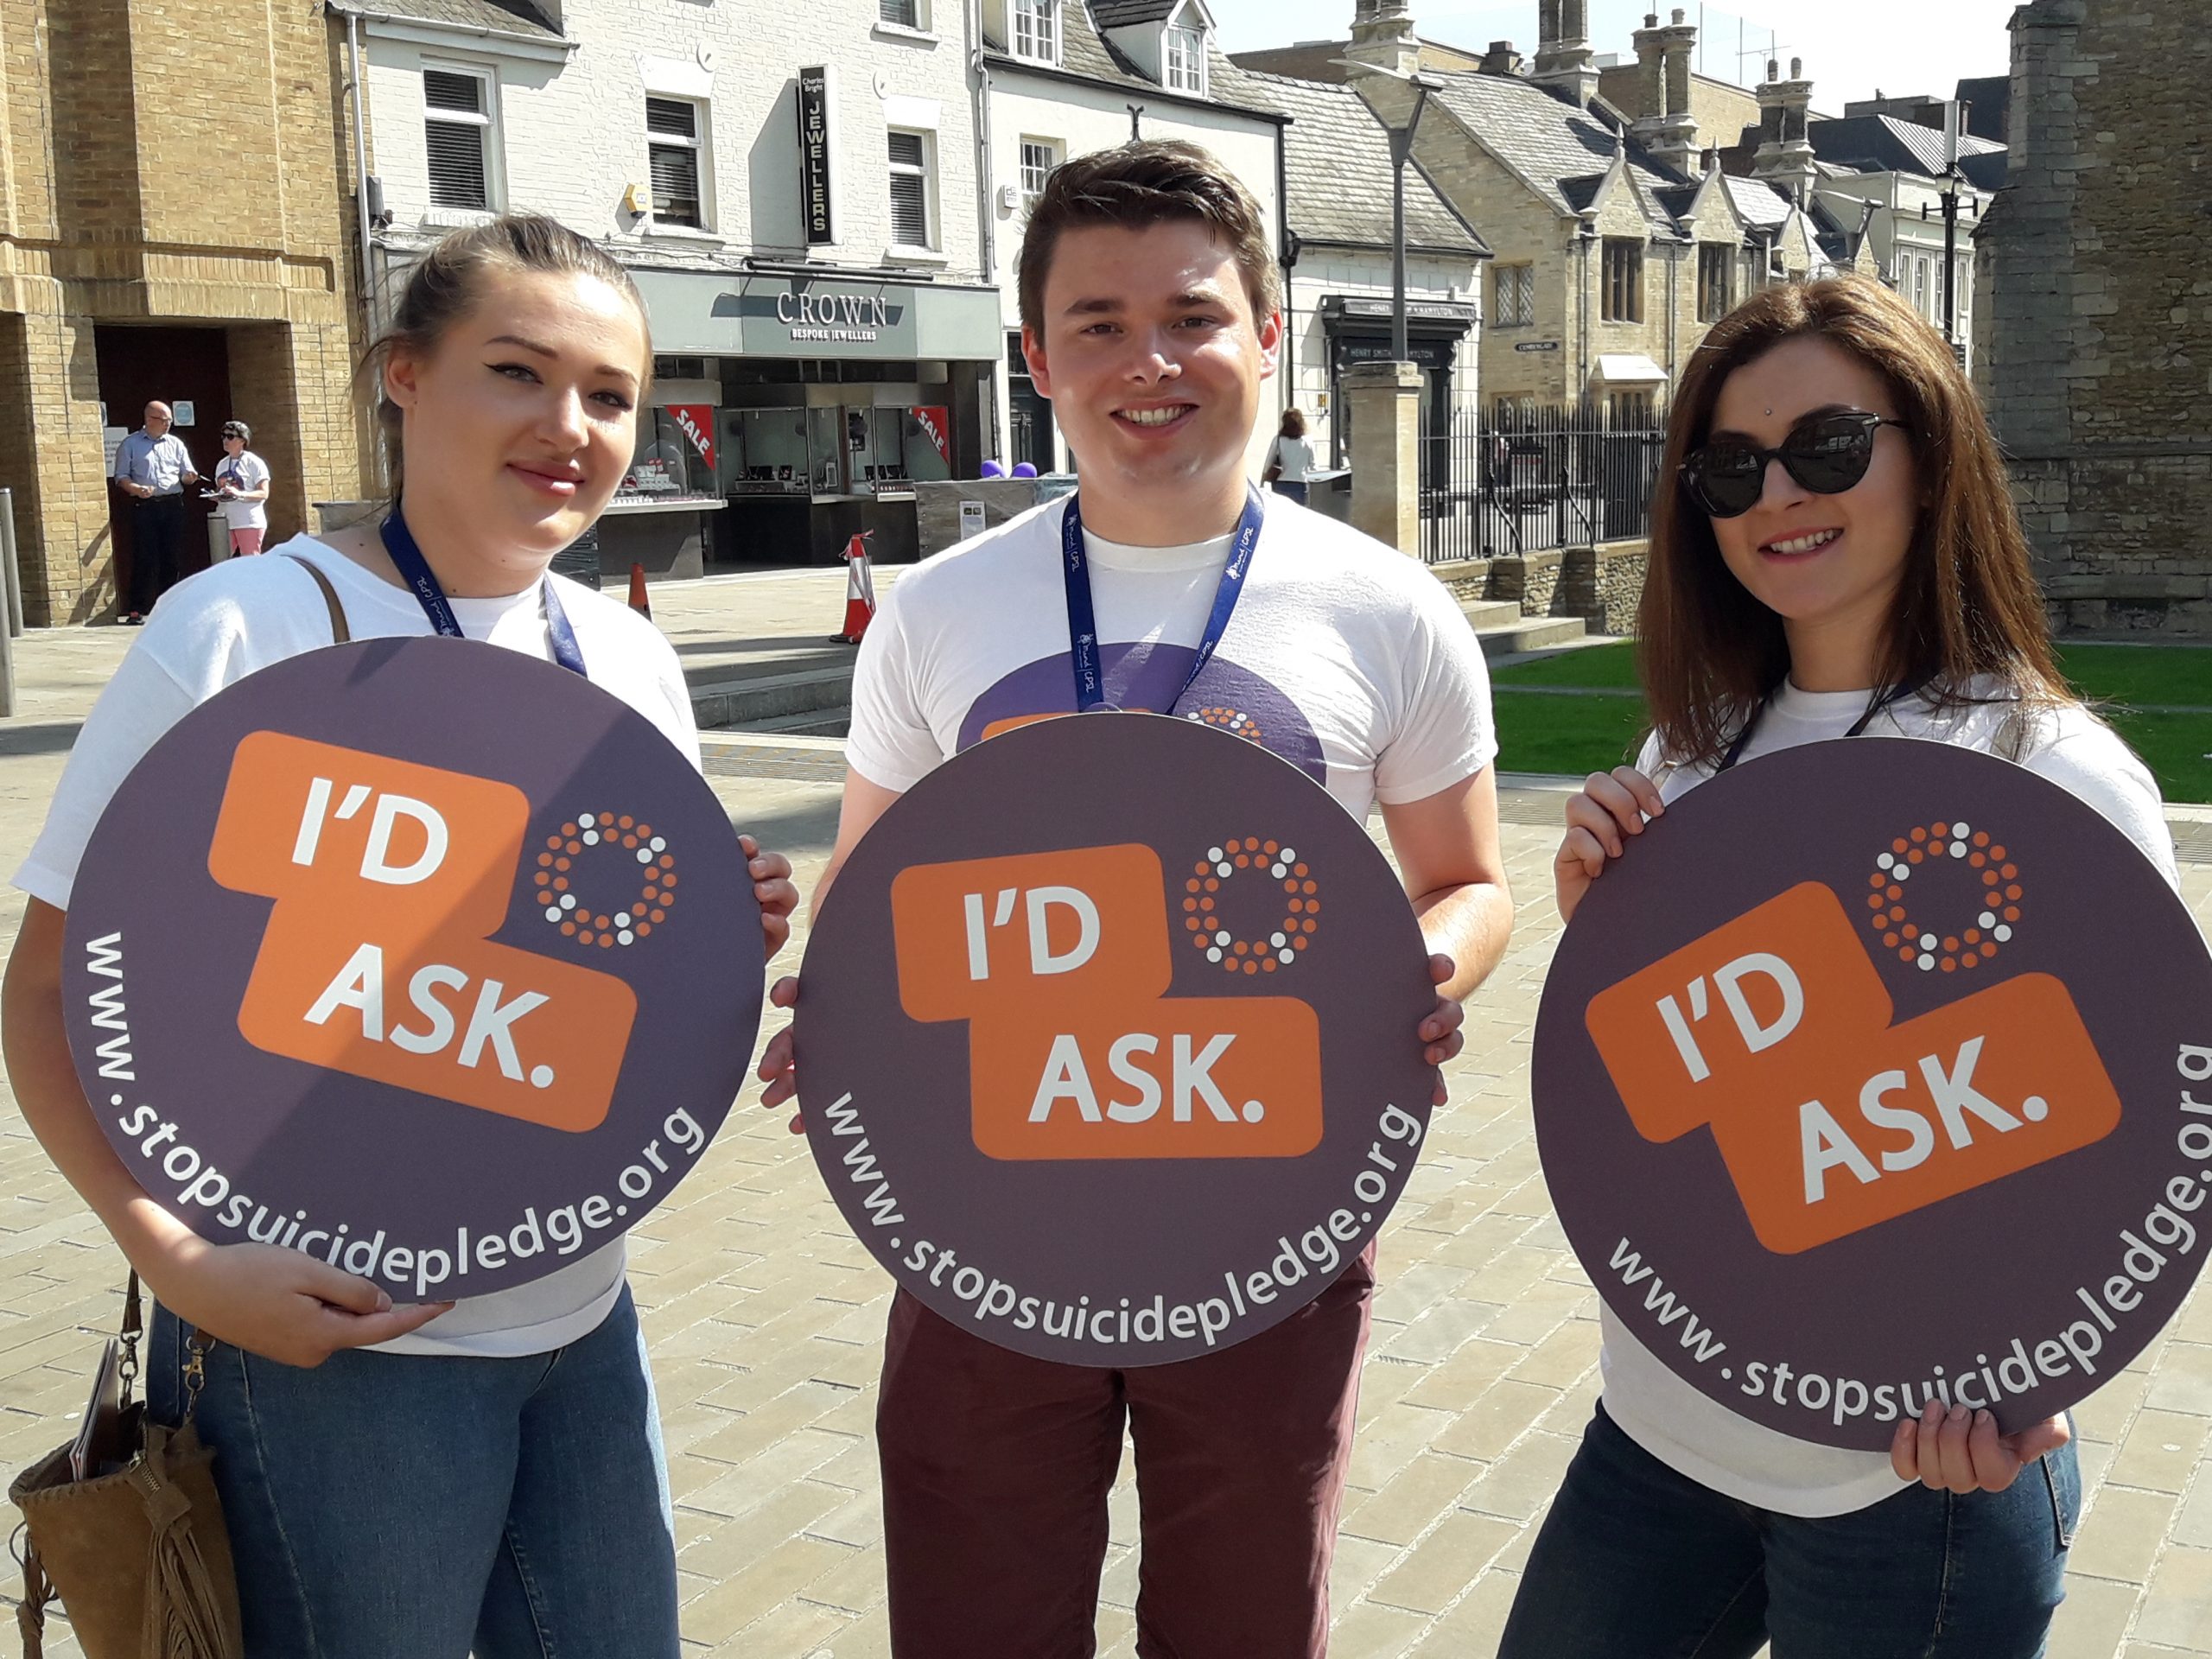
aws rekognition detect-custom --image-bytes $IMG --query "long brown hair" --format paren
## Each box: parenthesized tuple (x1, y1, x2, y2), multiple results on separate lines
(1638, 275, 2063, 768)
(361, 214, 650, 499)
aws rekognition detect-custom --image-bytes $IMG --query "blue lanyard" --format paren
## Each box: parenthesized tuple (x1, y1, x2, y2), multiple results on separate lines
(1060, 486, 1263, 714)
(379, 507, 587, 677)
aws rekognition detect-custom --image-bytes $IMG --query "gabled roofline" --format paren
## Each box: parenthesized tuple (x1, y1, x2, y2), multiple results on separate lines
(985, 49, 1289, 123)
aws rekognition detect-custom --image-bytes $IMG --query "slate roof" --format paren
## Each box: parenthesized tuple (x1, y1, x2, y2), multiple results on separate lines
(1808, 114, 2008, 189)
(1421, 70, 1689, 223)
(1090, 0, 1181, 24)
(1722, 173, 1792, 228)
(327, 0, 560, 40)
(988, 1, 1283, 121)
(1227, 67, 1486, 256)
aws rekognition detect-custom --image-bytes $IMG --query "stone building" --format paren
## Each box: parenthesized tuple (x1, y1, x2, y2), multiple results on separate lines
(1319, 2, 1854, 423)
(0, 0, 369, 623)
(1976, 0, 2210, 637)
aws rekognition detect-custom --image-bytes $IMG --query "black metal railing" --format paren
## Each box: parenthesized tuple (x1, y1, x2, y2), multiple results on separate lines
(1416, 401, 1668, 567)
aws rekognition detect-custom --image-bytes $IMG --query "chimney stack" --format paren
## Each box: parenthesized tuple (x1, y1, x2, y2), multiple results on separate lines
(1479, 39, 1524, 76)
(1345, 0, 1420, 82)
(1751, 54, 1819, 206)
(1628, 5, 1700, 173)
(1531, 0, 1599, 109)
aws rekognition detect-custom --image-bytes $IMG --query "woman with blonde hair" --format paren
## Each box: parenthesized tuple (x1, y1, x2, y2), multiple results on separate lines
(1503, 275, 2174, 1656)
(3, 214, 798, 1655)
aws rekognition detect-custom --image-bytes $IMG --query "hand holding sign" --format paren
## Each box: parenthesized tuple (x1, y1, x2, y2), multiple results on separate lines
(791, 714, 1439, 1365)
(1535, 738, 2212, 1450)
(63, 638, 766, 1312)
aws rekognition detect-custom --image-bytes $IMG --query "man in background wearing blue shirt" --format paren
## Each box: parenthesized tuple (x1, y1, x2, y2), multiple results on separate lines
(110, 401, 200, 624)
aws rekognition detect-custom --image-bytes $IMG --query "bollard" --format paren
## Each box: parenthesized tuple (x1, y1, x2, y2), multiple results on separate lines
(0, 486, 21, 637)
(0, 488, 16, 715)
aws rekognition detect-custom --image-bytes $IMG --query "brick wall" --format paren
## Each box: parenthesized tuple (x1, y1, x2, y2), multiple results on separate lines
(1978, 0, 2212, 636)
(0, 0, 366, 621)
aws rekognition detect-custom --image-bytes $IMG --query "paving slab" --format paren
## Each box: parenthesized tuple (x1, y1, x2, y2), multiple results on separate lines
(2, 598, 2210, 1658)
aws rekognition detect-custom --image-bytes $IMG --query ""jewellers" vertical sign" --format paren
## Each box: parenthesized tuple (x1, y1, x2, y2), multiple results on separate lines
(797, 67, 834, 245)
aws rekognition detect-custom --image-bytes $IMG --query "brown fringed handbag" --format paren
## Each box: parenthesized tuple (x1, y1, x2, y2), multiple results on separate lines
(8, 1274, 242, 1658)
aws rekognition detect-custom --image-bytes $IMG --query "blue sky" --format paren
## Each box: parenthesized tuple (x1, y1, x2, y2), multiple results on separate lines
(1211, 0, 2023, 112)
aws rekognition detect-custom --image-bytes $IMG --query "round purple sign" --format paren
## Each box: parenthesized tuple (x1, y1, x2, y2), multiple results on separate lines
(794, 713, 1438, 1365)
(62, 637, 763, 1300)
(1535, 737, 2212, 1449)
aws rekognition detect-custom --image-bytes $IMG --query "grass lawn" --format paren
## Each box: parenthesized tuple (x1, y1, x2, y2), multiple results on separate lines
(1488, 639, 2212, 801)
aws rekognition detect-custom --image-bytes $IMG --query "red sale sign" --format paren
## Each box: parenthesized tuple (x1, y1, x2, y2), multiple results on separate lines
(910, 405, 950, 463)
(668, 405, 715, 471)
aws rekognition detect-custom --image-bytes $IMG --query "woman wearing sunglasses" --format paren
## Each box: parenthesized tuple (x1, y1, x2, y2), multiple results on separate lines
(1501, 276, 2176, 1656)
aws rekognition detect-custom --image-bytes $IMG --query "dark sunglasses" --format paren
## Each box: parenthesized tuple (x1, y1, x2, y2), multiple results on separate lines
(1681, 410, 1911, 519)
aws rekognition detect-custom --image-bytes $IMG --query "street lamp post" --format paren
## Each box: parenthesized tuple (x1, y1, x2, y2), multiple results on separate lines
(1335, 59, 1444, 361)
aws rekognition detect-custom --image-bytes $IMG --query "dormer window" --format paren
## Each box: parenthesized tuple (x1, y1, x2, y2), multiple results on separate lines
(1163, 22, 1205, 93)
(1012, 0, 1058, 64)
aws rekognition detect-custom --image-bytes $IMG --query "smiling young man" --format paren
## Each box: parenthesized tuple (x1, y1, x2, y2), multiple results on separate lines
(757, 141, 1512, 1657)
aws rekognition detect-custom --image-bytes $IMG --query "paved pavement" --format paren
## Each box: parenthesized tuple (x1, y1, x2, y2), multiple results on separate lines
(2, 572, 2209, 1656)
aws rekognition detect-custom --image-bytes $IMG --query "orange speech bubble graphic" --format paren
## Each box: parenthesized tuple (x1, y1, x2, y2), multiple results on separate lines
(208, 731, 637, 1133)
(890, 842, 1324, 1160)
(1586, 879, 2122, 1254)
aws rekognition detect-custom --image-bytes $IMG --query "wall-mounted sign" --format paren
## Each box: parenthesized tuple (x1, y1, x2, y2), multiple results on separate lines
(793, 715, 1439, 1366)
(1335, 336, 1456, 371)
(1514, 340, 1563, 353)
(958, 500, 986, 541)
(797, 67, 834, 246)
(171, 401, 196, 426)
(62, 638, 766, 1302)
(1534, 738, 2212, 1449)
(776, 289, 886, 344)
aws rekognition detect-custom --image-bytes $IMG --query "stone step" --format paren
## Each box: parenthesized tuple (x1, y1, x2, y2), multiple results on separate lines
(690, 664, 855, 729)
(741, 705, 853, 738)
(1461, 599, 1523, 632)
(693, 616, 1594, 728)
(1476, 615, 1589, 658)
(678, 645, 856, 691)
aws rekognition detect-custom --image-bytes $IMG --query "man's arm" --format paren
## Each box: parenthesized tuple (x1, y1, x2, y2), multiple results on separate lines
(112, 435, 144, 498)
(1379, 766, 1515, 1085)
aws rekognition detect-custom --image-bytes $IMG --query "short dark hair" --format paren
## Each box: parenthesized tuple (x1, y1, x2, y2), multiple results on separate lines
(222, 420, 251, 442)
(1016, 140, 1281, 334)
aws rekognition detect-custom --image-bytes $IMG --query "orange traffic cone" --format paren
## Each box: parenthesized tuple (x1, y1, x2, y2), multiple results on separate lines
(830, 531, 876, 644)
(626, 562, 652, 620)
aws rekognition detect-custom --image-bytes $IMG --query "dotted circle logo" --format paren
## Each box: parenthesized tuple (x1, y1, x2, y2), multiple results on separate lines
(535, 810, 677, 950)
(1185, 706, 1263, 745)
(1181, 836, 1319, 975)
(1864, 819, 2023, 975)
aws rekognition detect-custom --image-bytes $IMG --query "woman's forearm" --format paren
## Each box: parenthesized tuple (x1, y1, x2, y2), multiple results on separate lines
(2, 900, 193, 1270)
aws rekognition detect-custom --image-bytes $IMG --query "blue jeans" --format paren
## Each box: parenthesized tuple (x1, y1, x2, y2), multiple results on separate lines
(1270, 480, 1309, 504)
(147, 1286, 678, 1659)
(1500, 1403, 2078, 1659)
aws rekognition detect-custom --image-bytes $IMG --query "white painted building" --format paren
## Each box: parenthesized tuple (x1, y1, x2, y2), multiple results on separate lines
(981, 0, 1286, 475)
(333, 0, 1005, 568)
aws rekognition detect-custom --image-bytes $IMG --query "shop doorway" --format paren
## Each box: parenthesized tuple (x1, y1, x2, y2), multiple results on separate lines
(1007, 334, 1054, 473)
(96, 325, 234, 605)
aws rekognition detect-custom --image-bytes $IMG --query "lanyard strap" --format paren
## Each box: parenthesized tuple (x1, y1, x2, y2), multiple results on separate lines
(379, 507, 587, 677)
(1060, 487, 1264, 714)
(1716, 673, 1935, 772)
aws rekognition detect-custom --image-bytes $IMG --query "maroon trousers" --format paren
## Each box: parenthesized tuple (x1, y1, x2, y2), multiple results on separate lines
(876, 1249, 1376, 1658)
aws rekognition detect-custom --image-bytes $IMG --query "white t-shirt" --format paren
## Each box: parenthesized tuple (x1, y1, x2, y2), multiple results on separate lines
(1599, 676, 2178, 1516)
(213, 453, 270, 531)
(1270, 434, 1316, 483)
(16, 535, 702, 1358)
(846, 492, 1496, 821)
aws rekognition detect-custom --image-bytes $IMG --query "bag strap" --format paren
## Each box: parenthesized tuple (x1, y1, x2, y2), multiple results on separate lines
(286, 554, 351, 645)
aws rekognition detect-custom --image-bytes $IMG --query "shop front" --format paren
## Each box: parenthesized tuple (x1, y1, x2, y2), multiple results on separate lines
(1320, 296, 1478, 467)
(626, 269, 1001, 569)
